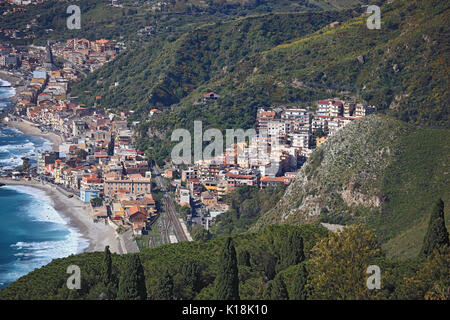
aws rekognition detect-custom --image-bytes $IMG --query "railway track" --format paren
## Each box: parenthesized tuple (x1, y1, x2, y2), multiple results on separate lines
(153, 165, 191, 243)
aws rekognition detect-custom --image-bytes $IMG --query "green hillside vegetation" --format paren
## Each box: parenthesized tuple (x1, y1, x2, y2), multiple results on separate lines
(72, 10, 358, 110)
(1, 223, 448, 300)
(70, 9, 362, 164)
(247, 0, 449, 126)
(254, 115, 450, 260)
(0, 0, 367, 45)
(1, 0, 135, 45)
(69, 0, 448, 166)
(210, 185, 287, 235)
(0, 224, 328, 299)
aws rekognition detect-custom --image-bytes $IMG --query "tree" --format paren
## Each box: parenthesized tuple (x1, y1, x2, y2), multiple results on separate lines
(117, 255, 147, 300)
(237, 250, 251, 267)
(193, 228, 213, 242)
(154, 269, 173, 300)
(101, 246, 112, 286)
(291, 263, 308, 300)
(399, 246, 450, 300)
(270, 274, 288, 300)
(278, 229, 305, 271)
(263, 281, 273, 300)
(215, 237, 240, 300)
(307, 223, 383, 300)
(91, 197, 103, 208)
(87, 246, 117, 300)
(181, 260, 201, 298)
(75, 149, 87, 160)
(421, 199, 449, 257)
(174, 260, 201, 300)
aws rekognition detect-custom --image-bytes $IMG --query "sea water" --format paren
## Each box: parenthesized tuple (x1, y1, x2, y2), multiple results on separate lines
(0, 80, 88, 289)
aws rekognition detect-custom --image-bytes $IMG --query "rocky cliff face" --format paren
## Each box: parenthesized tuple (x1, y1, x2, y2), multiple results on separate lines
(254, 115, 413, 228)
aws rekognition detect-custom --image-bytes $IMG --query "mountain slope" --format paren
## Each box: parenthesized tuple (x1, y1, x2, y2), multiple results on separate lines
(2, 0, 363, 45)
(72, 10, 358, 111)
(253, 115, 450, 259)
(0, 224, 328, 299)
(205, 0, 449, 128)
(117, 0, 448, 163)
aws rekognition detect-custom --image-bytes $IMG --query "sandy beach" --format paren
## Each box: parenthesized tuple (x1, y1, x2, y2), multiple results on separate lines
(1, 72, 62, 152)
(0, 178, 121, 255)
(1, 117, 62, 152)
(0, 76, 136, 256)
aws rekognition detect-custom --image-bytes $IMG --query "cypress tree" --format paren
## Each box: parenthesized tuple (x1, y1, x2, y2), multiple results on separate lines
(99, 245, 117, 299)
(291, 263, 308, 300)
(278, 229, 305, 271)
(215, 237, 240, 300)
(270, 274, 288, 300)
(101, 246, 112, 285)
(237, 250, 251, 267)
(263, 281, 273, 300)
(181, 260, 201, 299)
(154, 269, 174, 300)
(421, 199, 449, 257)
(117, 255, 147, 300)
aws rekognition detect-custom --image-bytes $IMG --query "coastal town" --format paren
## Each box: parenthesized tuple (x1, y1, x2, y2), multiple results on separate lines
(0, 39, 169, 253)
(0, 0, 447, 303)
(0, 38, 375, 252)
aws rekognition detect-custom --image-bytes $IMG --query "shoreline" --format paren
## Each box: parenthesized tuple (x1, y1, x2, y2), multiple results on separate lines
(0, 178, 121, 255)
(1, 117, 62, 152)
(0, 71, 23, 86)
(1, 75, 121, 256)
(0, 75, 62, 152)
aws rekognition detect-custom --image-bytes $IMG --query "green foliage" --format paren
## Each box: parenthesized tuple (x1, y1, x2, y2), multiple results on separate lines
(237, 250, 251, 267)
(117, 254, 147, 300)
(153, 269, 174, 300)
(307, 223, 384, 300)
(215, 237, 240, 300)
(99, 246, 118, 299)
(268, 274, 289, 300)
(291, 263, 308, 300)
(212, 185, 286, 235)
(174, 260, 202, 300)
(277, 228, 305, 272)
(192, 228, 214, 242)
(101, 246, 112, 285)
(421, 199, 449, 257)
(397, 246, 449, 300)
(259, 115, 450, 260)
(1, 223, 448, 300)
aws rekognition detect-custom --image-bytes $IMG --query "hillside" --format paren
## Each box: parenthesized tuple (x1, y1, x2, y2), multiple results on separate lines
(0, 0, 367, 45)
(0, 224, 329, 300)
(253, 115, 450, 259)
(236, 0, 449, 127)
(1, 223, 447, 300)
(69, 0, 449, 164)
(71, 9, 359, 111)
